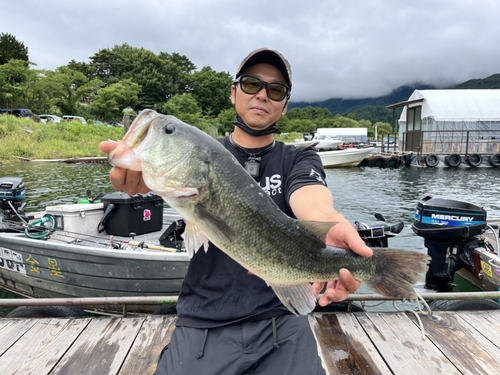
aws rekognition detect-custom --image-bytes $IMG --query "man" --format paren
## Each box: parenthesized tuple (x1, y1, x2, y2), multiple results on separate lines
(100, 48, 372, 375)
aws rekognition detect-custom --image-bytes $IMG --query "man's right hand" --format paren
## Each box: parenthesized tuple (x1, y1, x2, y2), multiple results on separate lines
(99, 140, 150, 195)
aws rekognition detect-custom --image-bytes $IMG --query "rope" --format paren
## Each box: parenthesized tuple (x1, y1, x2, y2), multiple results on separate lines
(391, 291, 432, 340)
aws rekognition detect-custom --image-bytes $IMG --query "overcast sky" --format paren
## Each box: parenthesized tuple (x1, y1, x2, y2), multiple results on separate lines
(4, 0, 500, 102)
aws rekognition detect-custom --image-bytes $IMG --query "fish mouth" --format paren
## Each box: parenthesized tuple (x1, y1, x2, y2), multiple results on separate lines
(108, 110, 159, 170)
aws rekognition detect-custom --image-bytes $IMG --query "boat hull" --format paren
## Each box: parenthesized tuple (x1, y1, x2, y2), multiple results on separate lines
(318, 147, 375, 168)
(0, 208, 190, 315)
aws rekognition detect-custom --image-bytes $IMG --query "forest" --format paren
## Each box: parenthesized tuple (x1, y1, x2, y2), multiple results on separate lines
(2, 32, 499, 138)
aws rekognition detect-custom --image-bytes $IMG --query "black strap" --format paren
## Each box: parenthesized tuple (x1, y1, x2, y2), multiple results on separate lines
(97, 203, 115, 233)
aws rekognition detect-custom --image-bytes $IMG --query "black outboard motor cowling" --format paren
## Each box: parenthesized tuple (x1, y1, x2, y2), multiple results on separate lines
(412, 195, 487, 291)
(0, 177, 26, 221)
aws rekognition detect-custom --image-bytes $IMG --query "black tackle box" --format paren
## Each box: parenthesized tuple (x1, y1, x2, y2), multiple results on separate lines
(100, 192, 164, 236)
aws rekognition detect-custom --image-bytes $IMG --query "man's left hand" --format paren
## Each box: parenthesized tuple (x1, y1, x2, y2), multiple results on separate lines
(313, 219, 373, 306)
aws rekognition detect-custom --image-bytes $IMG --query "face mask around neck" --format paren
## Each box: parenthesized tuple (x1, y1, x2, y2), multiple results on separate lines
(233, 115, 279, 136)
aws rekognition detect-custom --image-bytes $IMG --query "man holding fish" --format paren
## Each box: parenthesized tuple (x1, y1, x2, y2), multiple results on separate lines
(99, 48, 389, 374)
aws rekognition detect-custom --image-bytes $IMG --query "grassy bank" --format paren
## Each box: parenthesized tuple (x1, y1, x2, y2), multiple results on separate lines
(0, 115, 305, 164)
(0, 115, 124, 163)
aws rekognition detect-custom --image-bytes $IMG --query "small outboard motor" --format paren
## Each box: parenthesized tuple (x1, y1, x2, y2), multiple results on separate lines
(412, 195, 488, 291)
(158, 219, 186, 251)
(353, 213, 404, 248)
(0, 177, 27, 221)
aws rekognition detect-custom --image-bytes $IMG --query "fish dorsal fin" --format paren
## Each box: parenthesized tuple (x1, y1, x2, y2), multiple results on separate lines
(183, 222, 209, 257)
(297, 220, 338, 241)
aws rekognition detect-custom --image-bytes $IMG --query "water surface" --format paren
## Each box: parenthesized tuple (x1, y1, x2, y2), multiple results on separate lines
(0, 162, 499, 314)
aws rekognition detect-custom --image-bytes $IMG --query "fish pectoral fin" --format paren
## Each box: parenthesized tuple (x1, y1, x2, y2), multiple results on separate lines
(183, 222, 209, 257)
(269, 282, 317, 316)
(194, 204, 235, 244)
(297, 220, 338, 241)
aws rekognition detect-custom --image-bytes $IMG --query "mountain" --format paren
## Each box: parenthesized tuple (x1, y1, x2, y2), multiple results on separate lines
(289, 74, 500, 124)
(452, 73, 500, 89)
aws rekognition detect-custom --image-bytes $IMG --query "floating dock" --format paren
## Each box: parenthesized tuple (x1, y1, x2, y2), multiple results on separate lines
(1, 310, 500, 374)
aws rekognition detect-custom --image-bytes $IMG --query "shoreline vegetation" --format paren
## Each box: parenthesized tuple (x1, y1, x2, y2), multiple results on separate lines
(0, 115, 124, 164)
(0, 115, 303, 164)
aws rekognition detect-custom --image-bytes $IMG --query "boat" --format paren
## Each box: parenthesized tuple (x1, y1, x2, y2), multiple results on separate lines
(0, 175, 408, 316)
(317, 146, 375, 167)
(0, 177, 190, 315)
(288, 134, 343, 151)
(412, 195, 500, 295)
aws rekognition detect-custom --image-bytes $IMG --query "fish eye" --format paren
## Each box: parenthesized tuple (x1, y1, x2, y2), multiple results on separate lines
(165, 124, 175, 134)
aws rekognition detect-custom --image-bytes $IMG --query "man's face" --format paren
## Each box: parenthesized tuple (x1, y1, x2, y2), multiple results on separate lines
(231, 63, 289, 131)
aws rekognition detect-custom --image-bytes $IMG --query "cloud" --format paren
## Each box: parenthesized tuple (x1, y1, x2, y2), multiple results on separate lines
(4, 0, 500, 101)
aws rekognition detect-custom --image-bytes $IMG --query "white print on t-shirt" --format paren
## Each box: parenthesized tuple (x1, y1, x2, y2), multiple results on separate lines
(309, 169, 326, 185)
(261, 174, 282, 196)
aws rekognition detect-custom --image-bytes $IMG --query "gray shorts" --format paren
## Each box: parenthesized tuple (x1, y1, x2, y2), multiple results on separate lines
(153, 314, 326, 375)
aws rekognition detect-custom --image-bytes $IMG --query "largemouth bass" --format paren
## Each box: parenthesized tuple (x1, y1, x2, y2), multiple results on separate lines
(109, 110, 429, 315)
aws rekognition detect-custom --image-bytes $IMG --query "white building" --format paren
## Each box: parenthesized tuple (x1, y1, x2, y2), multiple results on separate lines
(388, 89, 500, 167)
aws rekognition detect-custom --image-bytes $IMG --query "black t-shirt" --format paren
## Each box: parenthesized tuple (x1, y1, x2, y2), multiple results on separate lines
(175, 137, 327, 328)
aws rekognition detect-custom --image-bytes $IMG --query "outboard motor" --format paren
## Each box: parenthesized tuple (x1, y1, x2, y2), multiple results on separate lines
(412, 195, 487, 291)
(0, 177, 27, 221)
(158, 219, 186, 251)
(353, 213, 404, 248)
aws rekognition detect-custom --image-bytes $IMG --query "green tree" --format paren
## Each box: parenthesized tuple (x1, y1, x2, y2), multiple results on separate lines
(217, 107, 237, 135)
(0, 59, 32, 108)
(44, 66, 102, 115)
(190, 66, 233, 116)
(67, 60, 97, 80)
(286, 106, 332, 120)
(283, 118, 317, 133)
(330, 114, 360, 128)
(88, 44, 195, 109)
(89, 79, 141, 120)
(0, 33, 29, 65)
(158, 93, 202, 125)
(371, 121, 393, 139)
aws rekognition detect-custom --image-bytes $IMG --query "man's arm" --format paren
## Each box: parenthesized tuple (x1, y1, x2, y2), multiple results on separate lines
(289, 184, 373, 306)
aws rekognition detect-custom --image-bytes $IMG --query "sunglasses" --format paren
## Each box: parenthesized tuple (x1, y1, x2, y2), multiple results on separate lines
(234, 75, 290, 102)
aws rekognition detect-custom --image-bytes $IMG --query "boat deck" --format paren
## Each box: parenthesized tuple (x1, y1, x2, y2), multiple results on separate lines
(1, 310, 499, 374)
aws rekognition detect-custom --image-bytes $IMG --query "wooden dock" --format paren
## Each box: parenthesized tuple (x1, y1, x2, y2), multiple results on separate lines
(1, 311, 500, 374)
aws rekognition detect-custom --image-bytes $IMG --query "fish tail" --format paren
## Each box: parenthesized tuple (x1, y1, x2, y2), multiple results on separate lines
(365, 249, 430, 300)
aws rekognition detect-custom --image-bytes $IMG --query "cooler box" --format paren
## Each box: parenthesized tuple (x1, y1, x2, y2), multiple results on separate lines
(100, 192, 163, 236)
(46, 203, 104, 235)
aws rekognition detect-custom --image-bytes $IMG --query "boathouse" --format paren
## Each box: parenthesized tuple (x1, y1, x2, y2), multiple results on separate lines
(388, 89, 500, 167)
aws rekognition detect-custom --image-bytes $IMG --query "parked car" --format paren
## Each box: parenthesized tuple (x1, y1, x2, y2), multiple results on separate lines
(39, 114, 62, 123)
(106, 121, 123, 127)
(63, 115, 87, 124)
(0, 108, 33, 118)
(92, 120, 104, 126)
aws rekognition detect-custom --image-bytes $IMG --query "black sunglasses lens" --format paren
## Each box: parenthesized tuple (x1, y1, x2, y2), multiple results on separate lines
(240, 76, 263, 94)
(239, 76, 288, 101)
(267, 84, 287, 101)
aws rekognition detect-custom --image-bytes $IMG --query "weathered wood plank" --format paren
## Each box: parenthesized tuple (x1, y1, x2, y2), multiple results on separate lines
(1, 310, 500, 375)
(458, 311, 500, 348)
(414, 312, 500, 374)
(0, 318, 38, 356)
(310, 313, 391, 375)
(357, 312, 461, 375)
(119, 316, 176, 375)
(0, 318, 90, 375)
(50, 317, 144, 375)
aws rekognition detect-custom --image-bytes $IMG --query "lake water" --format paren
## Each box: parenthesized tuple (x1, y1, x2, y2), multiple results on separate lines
(0, 162, 499, 314)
